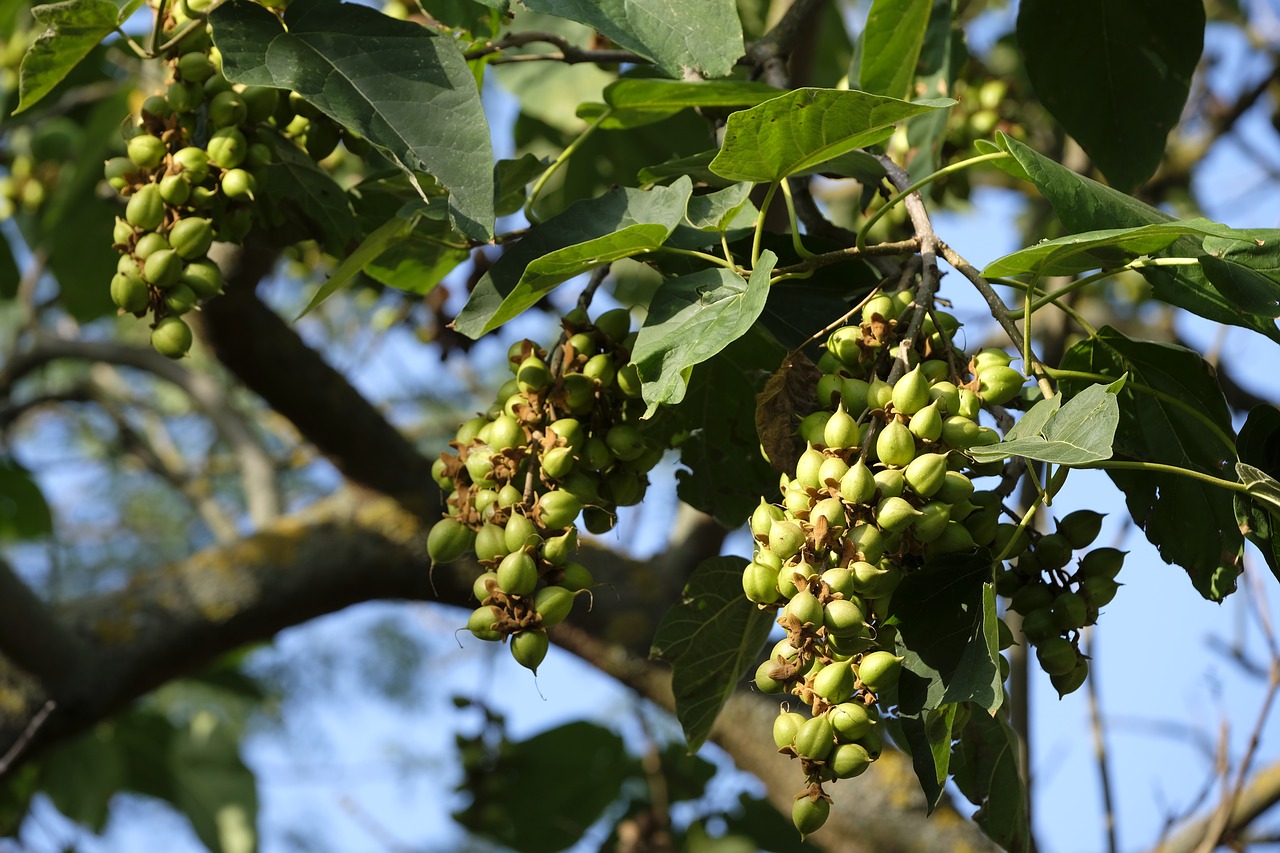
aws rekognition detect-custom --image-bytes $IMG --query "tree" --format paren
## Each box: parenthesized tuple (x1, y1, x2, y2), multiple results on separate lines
(1, 0, 1279, 850)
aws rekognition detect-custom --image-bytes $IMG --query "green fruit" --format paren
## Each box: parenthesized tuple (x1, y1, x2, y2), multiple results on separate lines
(496, 550, 538, 596)
(540, 528, 577, 565)
(769, 520, 806, 560)
(772, 711, 805, 749)
(537, 490, 582, 530)
(167, 80, 203, 113)
(743, 561, 782, 605)
(957, 388, 981, 420)
(904, 452, 948, 498)
(810, 496, 846, 530)
(820, 567, 857, 599)
(173, 147, 211, 183)
(1020, 607, 1056, 642)
(220, 168, 257, 199)
(908, 400, 944, 442)
(427, 516, 475, 565)
(110, 272, 150, 313)
(467, 605, 503, 641)
(977, 365, 1025, 405)
(851, 560, 900, 599)
(206, 127, 248, 169)
(1052, 591, 1088, 631)
(794, 444, 825, 489)
(593, 307, 631, 342)
(823, 405, 860, 449)
(181, 260, 223, 298)
(209, 90, 248, 127)
(1081, 575, 1121, 607)
(168, 217, 214, 260)
(474, 522, 509, 563)
(924, 521, 976, 556)
(143, 249, 183, 288)
(548, 418, 585, 453)
(823, 598, 866, 638)
(876, 419, 916, 467)
(1009, 582, 1054, 615)
(785, 588, 824, 627)
(305, 119, 340, 160)
(857, 650, 903, 694)
(140, 94, 172, 119)
(891, 365, 931, 415)
(510, 630, 549, 673)
(472, 571, 498, 602)
(867, 377, 893, 410)
(1035, 533, 1074, 571)
(158, 174, 191, 206)
(839, 460, 876, 504)
(754, 660, 785, 693)
(792, 797, 830, 837)
(929, 381, 961, 416)
(797, 411, 832, 445)
(540, 446, 575, 479)
(940, 415, 981, 449)
(830, 742, 873, 778)
(150, 317, 193, 359)
(504, 512, 539, 553)
(1057, 509, 1105, 549)
(848, 523, 884, 564)
(177, 51, 215, 83)
(875, 496, 921, 533)
(750, 498, 784, 538)
(534, 586, 575, 627)
(935, 470, 974, 505)
(583, 353, 616, 386)
(992, 523, 1031, 558)
(794, 714, 835, 761)
(862, 293, 897, 324)
(912, 501, 951, 542)
(826, 325, 861, 368)
(1078, 547, 1125, 581)
(813, 660, 855, 704)
(127, 134, 167, 170)
(602, 469, 645, 506)
(972, 347, 1013, 372)
(163, 283, 198, 315)
(104, 157, 134, 191)
(133, 232, 171, 259)
(486, 414, 522, 452)
(1050, 658, 1089, 696)
(605, 424, 646, 461)
(616, 362, 642, 397)
(125, 184, 165, 230)
(560, 562, 593, 591)
(830, 702, 874, 741)
(241, 85, 281, 123)
(1036, 637, 1078, 677)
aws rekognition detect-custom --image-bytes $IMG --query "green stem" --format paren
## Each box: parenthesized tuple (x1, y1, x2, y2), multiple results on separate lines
(1043, 367, 1238, 455)
(779, 177, 814, 260)
(1082, 460, 1249, 494)
(651, 246, 738, 270)
(524, 110, 610, 224)
(993, 497, 1043, 564)
(752, 182, 780, 268)
(1009, 258, 1202, 320)
(856, 151, 1011, 251)
(1048, 296, 1098, 337)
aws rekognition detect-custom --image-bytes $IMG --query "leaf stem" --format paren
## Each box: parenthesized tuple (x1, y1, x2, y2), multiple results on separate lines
(856, 151, 1012, 251)
(1082, 460, 1249, 494)
(751, 182, 780, 268)
(779, 178, 813, 259)
(524, 110, 610, 224)
(1008, 258, 1202, 320)
(651, 246, 738, 270)
(1043, 367, 1237, 456)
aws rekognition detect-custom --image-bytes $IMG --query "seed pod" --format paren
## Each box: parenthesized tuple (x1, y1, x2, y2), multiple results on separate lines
(794, 714, 836, 761)
(794, 444, 825, 489)
(110, 272, 150, 313)
(241, 85, 281, 122)
(463, 450, 495, 487)
(1009, 582, 1054, 615)
(813, 659, 856, 704)
(839, 376, 870, 415)
(206, 127, 248, 169)
(904, 452, 948, 498)
(143, 249, 184, 288)
(496, 550, 538, 596)
(928, 381, 961, 416)
(163, 283, 198, 315)
(972, 347, 1013, 372)
(940, 415, 980, 449)
(750, 498, 784, 538)
(540, 446, 575, 479)
(874, 467, 904, 498)
(792, 797, 830, 837)
(824, 405, 860, 450)
(857, 650, 903, 694)
(784, 588, 824, 628)
(823, 598, 866, 638)
(534, 585, 576, 627)
(474, 522, 509, 563)
(891, 365, 931, 415)
(913, 501, 951, 542)
(169, 217, 214, 260)
(209, 90, 248, 127)
(827, 325, 861, 368)
(876, 419, 916, 467)
(167, 79, 203, 113)
(830, 701, 875, 741)
(221, 168, 257, 200)
(772, 711, 806, 749)
(935, 470, 974, 505)
(158, 174, 191, 206)
(104, 157, 134, 191)
(540, 528, 577, 566)
(924, 522, 977, 556)
(848, 523, 884, 564)
(875, 496, 921, 533)
(754, 660, 785, 694)
(467, 606, 503, 641)
(769, 520, 806, 560)
(1078, 547, 1125, 581)
(427, 517, 475, 565)
(504, 512, 540, 553)
(537, 490, 582, 530)
(151, 316, 193, 359)
(992, 523, 1031, 558)
(510, 629, 549, 673)
(867, 377, 893, 410)
(1081, 575, 1121, 607)
(583, 352, 616, 387)
(1036, 637, 1078, 676)
(605, 424, 646, 461)
(1035, 533, 1074, 571)
(593, 307, 631, 342)
(908, 400, 944, 442)
(862, 293, 897, 324)
(1057, 509, 1105, 549)
(560, 561, 593, 591)
(957, 388, 981, 420)
(977, 365, 1025, 405)
(797, 411, 832, 445)
(839, 460, 876, 505)
(1052, 591, 1088, 631)
(127, 134, 167, 170)
(472, 571, 498, 602)
(743, 561, 782, 605)
(1019, 607, 1056, 642)
(830, 743, 873, 779)
(1050, 658, 1089, 697)
(125, 184, 165, 231)
(851, 559, 901, 599)
(811, 496, 847, 530)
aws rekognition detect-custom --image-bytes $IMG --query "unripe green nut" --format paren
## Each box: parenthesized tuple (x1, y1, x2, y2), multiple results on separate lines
(972, 347, 1013, 372)
(811, 496, 846, 531)
(177, 51, 215, 83)
(1052, 591, 1089, 631)
(143, 249, 183, 288)
(792, 797, 830, 837)
(180, 259, 223, 298)
(929, 381, 961, 416)
(241, 85, 281, 123)
(876, 419, 916, 467)
(913, 501, 952, 542)
(868, 377, 893, 410)
(862, 293, 897, 324)
(1081, 575, 1121, 607)
(125, 184, 165, 231)
(173, 147, 211, 184)
(1009, 582, 1054, 615)
(1078, 547, 1125, 581)
(605, 424, 646, 462)
(817, 456, 849, 489)
(924, 521, 977, 556)
(583, 352, 616, 387)
(487, 414, 523, 452)
(957, 388, 981, 420)
(163, 283, 198, 315)
(110, 272, 150, 313)
(1035, 533, 1074, 571)
(794, 714, 836, 761)
(206, 127, 248, 169)
(820, 567, 858, 599)
(797, 411, 832, 446)
(474, 522, 509, 563)
(857, 650, 903, 694)
(830, 702, 875, 741)
(848, 523, 884, 564)
(158, 174, 191, 206)
(904, 452, 948, 498)
(891, 365, 931, 415)
(1050, 658, 1090, 697)
(467, 605, 503, 641)
(813, 659, 856, 704)
(785, 588, 824, 627)
(127, 134, 167, 170)
(504, 512, 540, 553)
(908, 400, 944, 442)
(1036, 637, 1078, 677)
(540, 446, 575, 479)
(992, 523, 1031, 558)
(794, 444, 825, 489)
(830, 742, 873, 779)
(851, 559, 901, 599)
(220, 168, 256, 199)
(1020, 606, 1056, 642)
(941, 415, 981, 450)
(616, 362, 642, 398)
(1057, 509, 1105, 549)
(209, 90, 248, 127)
(472, 571, 498, 602)
(496, 550, 538, 596)
(149, 318, 192, 358)
(977, 365, 1025, 406)
(743, 561, 782, 605)
(140, 94, 171, 119)
(537, 490, 582, 530)
(769, 520, 806, 560)
(104, 156, 134, 191)
(534, 585, 576, 627)
(540, 528, 577, 566)
(510, 629, 549, 673)
(560, 561, 593, 592)
(593, 307, 631, 343)
(875, 496, 921, 533)
(772, 711, 806, 749)
(823, 598, 866, 638)
(750, 498, 784, 539)
(935, 470, 975, 505)
(167, 80, 203, 114)
(823, 405, 860, 450)
(754, 660, 785, 694)
(839, 460, 877, 504)
(427, 517, 475, 565)
(168, 217, 214, 260)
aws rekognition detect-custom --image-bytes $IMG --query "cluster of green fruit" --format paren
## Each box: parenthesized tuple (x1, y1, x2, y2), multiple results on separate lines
(994, 513, 1125, 695)
(742, 289, 1029, 836)
(427, 308, 672, 673)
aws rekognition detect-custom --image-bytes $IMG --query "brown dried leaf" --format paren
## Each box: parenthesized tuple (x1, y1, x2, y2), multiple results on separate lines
(756, 351, 822, 475)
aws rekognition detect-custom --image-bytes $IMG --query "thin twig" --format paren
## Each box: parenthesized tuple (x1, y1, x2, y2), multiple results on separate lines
(1084, 628, 1119, 853)
(876, 157, 940, 384)
(771, 238, 920, 277)
(744, 0, 829, 88)
(0, 700, 56, 778)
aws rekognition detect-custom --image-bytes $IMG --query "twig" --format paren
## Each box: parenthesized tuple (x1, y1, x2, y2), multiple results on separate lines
(1084, 628, 1119, 853)
(465, 32, 647, 66)
(0, 700, 56, 778)
(771, 238, 920, 277)
(744, 0, 829, 88)
(876, 157, 940, 384)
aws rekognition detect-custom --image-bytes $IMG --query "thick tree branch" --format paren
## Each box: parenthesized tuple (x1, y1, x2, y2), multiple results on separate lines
(198, 245, 437, 517)
(745, 0, 829, 88)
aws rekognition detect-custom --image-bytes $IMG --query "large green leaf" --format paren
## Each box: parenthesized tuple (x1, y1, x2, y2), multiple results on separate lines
(211, 0, 494, 241)
(886, 551, 1002, 716)
(885, 703, 959, 812)
(167, 713, 258, 853)
(453, 721, 633, 853)
(0, 457, 53, 541)
(969, 380, 1123, 466)
(854, 0, 932, 101)
(1200, 229, 1280, 317)
(38, 724, 126, 832)
(1017, 0, 1203, 192)
(254, 127, 359, 254)
(993, 134, 1280, 344)
(454, 177, 692, 338)
(906, 0, 962, 180)
(650, 556, 775, 751)
(1059, 327, 1241, 600)
(577, 78, 783, 130)
(1235, 405, 1280, 582)
(632, 252, 775, 413)
(710, 89, 954, 182)
(521, 0, 743, 78)
(675, 328, 786, 526)
(983, 218, 1239, 279)
(952, 712, 1030, 853)
(12, 0, 118, 114)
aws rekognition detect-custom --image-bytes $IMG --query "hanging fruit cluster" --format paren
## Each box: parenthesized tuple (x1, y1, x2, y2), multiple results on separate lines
(743, 288, 1034, 836)
(428, 308, 674, 673)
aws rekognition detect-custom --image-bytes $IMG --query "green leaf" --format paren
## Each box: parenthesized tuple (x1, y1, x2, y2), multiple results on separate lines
(885, 704, 958, 812)
(952, 712, 1031, 853)
(983, 218, 1238, 279)
(638, 149, 733, 187)
(1239, 462, 1280, 522)
(632, 251, 775, 413)
(12, 0, 118, 115)
(968, 380, 1123, 465)
(211, 0, 494, 241)
(295, 214, 419, 318)
(521, 0, 744, 78)
(363, 227, 470, 295)
(455, 722, 631, 853)
(0, 457, 53, 541)
(38, 724, 126, 831)
(494, 153, 547, 217)
(1235, 405, 1280, 582)
(454, 177, 693, 338)
(709, 88, 954, 182)
(992, 134, 1280, 344)
(650, 556, 775, 751)
(166, 712, 258, 853)
(1199, 229, 1280, 317)
(1059, 327, 1241, 600)
(675, 329, 786, 526)
(907, 1, 963, 180)
(1017, 0, 1203, 192)
(684, 183, 755, 232)
(577, 78, 783, 129)
(253, 127, 359, 254)
(855, 0, 932, 101)
(887, 552, 1002, 716)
